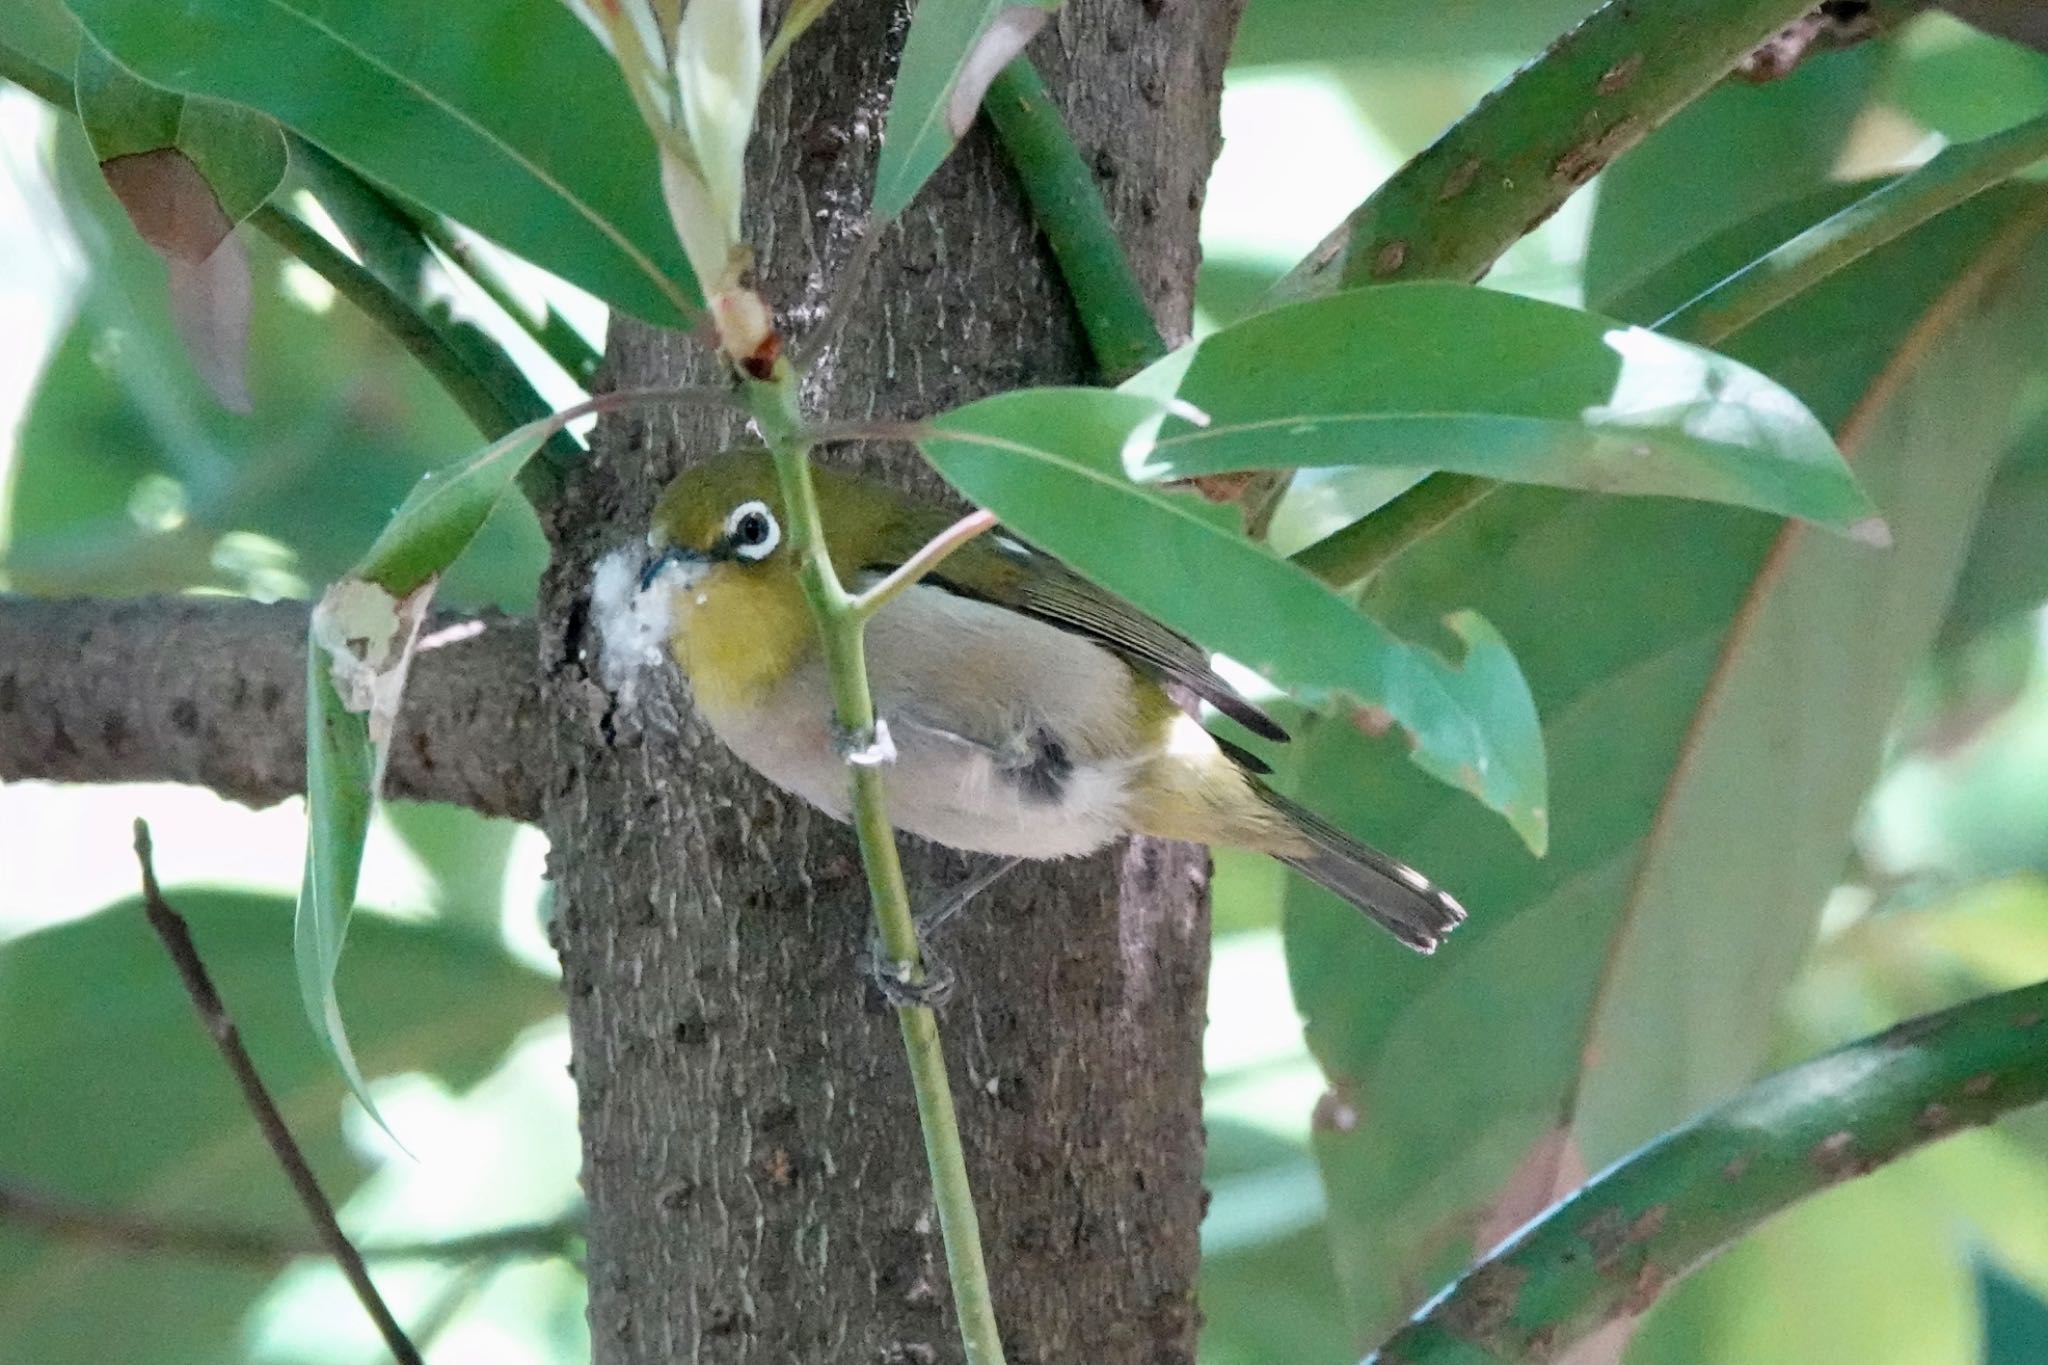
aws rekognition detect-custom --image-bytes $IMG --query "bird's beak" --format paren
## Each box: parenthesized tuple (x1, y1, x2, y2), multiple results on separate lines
(639, 545, 707, 590)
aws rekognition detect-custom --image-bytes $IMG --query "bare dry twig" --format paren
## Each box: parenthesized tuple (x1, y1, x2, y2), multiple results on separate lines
(131, 819, 424, 1365)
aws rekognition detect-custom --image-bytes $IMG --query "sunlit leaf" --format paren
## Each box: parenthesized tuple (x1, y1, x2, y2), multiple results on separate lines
(1125, 283, 1869, 529)
(60, 0, 699, 322)
(1290, 189, 2048, 1343)
(872, 0, 1059, 221)
(919, 387, 1548, 851)
(0, 894, 558, 1365)
(1, 118, 547, 610)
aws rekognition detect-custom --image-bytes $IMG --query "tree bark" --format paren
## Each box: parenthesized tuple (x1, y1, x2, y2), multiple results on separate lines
(0, 595, 542, 819)
(538, 2, 1240, 1361)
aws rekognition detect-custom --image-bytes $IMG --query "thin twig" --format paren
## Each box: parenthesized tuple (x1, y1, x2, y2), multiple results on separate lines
(852, 509, 998, 620)
(745, 374, 1009, 1365)
(1660, 110, 2048, 345)
(0, 1179, 583, 1268)
(131, 820, 424, 1365)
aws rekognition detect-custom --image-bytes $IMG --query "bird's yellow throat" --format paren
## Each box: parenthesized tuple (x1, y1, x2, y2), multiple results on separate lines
(668, 561, 816, 716)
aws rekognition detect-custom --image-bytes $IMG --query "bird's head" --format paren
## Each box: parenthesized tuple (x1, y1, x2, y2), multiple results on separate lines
(640, 452, 874, 712)
(643, 450, 793, 591)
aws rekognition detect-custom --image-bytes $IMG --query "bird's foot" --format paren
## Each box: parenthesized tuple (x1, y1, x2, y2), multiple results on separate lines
(831, 718, 897, 767)
(860, 937, 956, 1011)
(853, 857, 1023, 1011)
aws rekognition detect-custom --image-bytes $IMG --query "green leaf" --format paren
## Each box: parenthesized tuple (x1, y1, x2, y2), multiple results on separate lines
(59, 0, 699, 323)
(1583, 40, 1882, 313)
(1982, 1263, 2048, 1365)
(297, 643, 379, 1118)
(0, 0, 80, 79)
(919, 387, 1549, 851)
(355, 419, 558, 596)
(1939, 413, 2048, 651)
(1229, 0, 1596, 66)
(1888, 12, 2048, 144)
(1287, 189, 2048, 1343)
(2, 116, 545, 611)
(0, 894, 557, 1365)
(1124, 282, 1869, 530)
(294, 415, 556, 1098)
(872, 0, 1059, 221)
(74, 34, 286, 224)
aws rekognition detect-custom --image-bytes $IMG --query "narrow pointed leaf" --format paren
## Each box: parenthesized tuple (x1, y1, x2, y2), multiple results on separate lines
(919, 387, 1548, 851)
(1123, 282, 1868, 530)
(60, 0, 699, 322)
(872, 0, 1059, 220)
(295, 417, 555, 1103)
(1288, 188, 2048, 1344)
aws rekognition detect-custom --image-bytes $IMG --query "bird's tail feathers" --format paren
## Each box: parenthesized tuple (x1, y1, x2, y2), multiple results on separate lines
(1265, 793, 1465, 953)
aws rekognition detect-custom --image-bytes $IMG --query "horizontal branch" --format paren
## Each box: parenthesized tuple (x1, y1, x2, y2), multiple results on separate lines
(0, 595, 543, 821)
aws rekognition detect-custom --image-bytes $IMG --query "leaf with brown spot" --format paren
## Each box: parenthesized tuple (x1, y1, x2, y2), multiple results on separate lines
(75, 34, 283, 412)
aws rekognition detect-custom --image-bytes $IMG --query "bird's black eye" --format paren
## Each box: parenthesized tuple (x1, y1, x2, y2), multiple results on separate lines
(724, 499, 781, 561)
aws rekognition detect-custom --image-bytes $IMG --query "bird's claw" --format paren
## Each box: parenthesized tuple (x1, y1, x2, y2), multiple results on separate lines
(860, 938, 956, 1011)
(851, 858, 1022, 1011)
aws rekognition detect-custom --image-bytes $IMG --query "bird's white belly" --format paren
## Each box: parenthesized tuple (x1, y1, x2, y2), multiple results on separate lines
(702, 695, 1135, 859)
(693, 583, 1144, 859)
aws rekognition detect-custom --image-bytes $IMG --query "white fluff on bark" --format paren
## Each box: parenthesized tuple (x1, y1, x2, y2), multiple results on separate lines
(591, 547, 679, 716)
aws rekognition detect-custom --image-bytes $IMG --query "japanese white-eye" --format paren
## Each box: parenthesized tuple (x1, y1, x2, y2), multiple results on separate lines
(638, 452, 1464, 952)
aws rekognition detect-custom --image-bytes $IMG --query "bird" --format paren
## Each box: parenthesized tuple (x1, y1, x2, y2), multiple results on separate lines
(634, 451, 1465, 953)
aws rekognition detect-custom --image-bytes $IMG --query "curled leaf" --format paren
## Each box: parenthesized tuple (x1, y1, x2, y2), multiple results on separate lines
(873, 0, 1062, 220)
(947, 7, 1048, 136)
(99, 148, 253, 413)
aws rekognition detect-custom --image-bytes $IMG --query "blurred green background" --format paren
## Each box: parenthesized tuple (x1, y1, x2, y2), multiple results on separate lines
(7, 2, 2048, 1361)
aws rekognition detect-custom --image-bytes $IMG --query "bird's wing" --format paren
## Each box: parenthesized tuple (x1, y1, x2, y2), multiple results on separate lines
(863, 524, 1288, 746)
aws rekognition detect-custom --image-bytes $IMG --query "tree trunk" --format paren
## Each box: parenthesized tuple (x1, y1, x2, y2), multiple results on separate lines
(537, 2, 1241, 1361)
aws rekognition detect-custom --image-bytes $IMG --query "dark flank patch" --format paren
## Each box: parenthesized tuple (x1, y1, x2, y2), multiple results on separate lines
(1006, 727, 1073, 803)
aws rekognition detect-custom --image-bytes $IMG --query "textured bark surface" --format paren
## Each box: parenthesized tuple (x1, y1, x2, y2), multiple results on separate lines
(539, 2, 1241, 1361)
(0, 595, 543, 818)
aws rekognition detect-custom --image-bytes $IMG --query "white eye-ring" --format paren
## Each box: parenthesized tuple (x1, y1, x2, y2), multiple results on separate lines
(724, 500, 781, 561)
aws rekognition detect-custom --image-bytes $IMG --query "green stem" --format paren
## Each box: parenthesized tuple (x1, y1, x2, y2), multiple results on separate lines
(1267, 0, 1828, 301)
(1290, 474, 1498, 590)
(984, 57, 1166, 382)
(250, 207, 562, 506)
(1660, 110, 2048, 345)
(745, 373, 1008, 1365)
(1370, 980, 2048, 1364)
